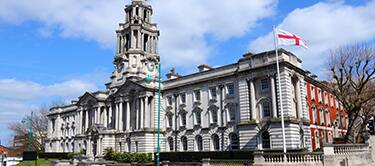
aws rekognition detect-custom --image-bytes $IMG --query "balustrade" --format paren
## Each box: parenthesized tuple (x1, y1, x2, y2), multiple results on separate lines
(263, 152, 323, 163)
(333, 144, 369, 155)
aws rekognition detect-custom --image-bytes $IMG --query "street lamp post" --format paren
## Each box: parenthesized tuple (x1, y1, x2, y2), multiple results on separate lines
(156, 63, 161, 166)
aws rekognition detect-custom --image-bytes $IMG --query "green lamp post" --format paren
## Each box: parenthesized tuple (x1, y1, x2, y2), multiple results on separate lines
(144, 63, 161, 166)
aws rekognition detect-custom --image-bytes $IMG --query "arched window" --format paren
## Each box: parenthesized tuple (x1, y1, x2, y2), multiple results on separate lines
(212, 134, 220, 151)
(181, 136, 188, 151)
(168, 137, 174, 151)
(261, 131, 270, 149)
(262, 102, 271, 118)
(195, 135, 203, 151)
(229, 133, 239, 150)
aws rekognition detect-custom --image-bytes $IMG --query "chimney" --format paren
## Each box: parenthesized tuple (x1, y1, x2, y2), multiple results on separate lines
(166, 68, 180, 80)
(197, 64, 213, 72)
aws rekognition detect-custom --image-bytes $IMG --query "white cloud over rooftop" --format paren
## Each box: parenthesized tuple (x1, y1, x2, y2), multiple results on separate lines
(249, 1, 375, 76)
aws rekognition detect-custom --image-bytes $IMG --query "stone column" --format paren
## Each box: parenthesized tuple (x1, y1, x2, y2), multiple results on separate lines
(296, 78, 303, 119)
(126, 101, 131, 130)
(85, 110, 89, 132)
(136, 98, 139, 129)
(97, 107, 101, 124)
(144, 97, 149, 128)
(270, 76, 277, 118)
(115, 103, 119, 130)
(116, 36, 120, 54)
(119, 102, 123, 131)
(104, 107, 108, 128)
(250, 79, 257, 120)
(79, 110, 83, 134)
(140, 97, 144, 129)
(108, 105, 113, 129)
(141, 33, 144, 51)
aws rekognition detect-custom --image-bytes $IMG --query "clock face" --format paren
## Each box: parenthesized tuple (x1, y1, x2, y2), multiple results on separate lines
(147, 62, 155, 72)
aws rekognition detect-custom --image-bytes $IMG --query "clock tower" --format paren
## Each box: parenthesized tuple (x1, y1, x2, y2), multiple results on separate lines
(108, 0, 160, 89)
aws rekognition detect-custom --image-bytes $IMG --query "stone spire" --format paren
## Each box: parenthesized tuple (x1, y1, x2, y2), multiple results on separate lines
(107, 0, 160, 89)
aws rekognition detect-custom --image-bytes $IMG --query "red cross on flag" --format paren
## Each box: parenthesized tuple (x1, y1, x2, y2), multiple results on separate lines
(276, 28, 308, 49)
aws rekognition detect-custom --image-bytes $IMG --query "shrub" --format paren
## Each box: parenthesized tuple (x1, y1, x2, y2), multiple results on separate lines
(104, 147, 115, 160)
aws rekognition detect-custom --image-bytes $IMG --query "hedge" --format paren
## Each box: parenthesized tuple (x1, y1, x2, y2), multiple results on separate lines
(159, 151, 254, 162)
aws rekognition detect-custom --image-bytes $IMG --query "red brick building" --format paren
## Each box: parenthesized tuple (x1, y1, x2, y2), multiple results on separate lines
(305, 79, 348, 150)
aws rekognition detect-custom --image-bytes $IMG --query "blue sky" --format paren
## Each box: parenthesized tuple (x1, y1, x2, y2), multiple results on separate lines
(0, 0, 374, 145)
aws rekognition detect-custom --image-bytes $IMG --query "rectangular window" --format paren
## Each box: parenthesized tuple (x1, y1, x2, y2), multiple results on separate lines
(229, 107, 236, 121)
(168, 115, 173, 128)
(261, 78, 269, 90)
(194, 112, 201, 125)
(209, 87, 217, 99)
(210, 110, 218, 124)
(181, 113, 187, 127)
(318, 89, 322, 103)
(227, 83, 235, 96)
(313, 107, 318, 124)
(310, 85, 315, 100)
(180, 93, 186, 104)
(194, 90, 201, 101)
(167, 96, 173, 106)
(326, 111, 330, 126)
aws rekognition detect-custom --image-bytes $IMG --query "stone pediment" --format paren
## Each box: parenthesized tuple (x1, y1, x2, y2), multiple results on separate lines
(113, 80, 153, 97)
(77, 92, 98, 106)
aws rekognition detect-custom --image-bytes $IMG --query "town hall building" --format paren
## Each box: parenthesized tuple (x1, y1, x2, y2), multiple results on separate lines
(44, 0, 347, 158)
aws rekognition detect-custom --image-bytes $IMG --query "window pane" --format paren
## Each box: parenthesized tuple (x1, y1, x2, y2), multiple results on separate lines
(196, 112, 201, 124)
(227, 83, 235, 95)
(261, 79, 269, 90)
(262, 102, 270, 117)
(210, 87, 217, 99)
(212, 110, 218, 123)
(180, 93, 186, 103)
(194, 90, 201, 101)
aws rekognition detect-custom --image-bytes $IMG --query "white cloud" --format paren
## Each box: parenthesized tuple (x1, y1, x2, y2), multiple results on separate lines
(249, 1, 375, 77)
(0, 0, 276, 69)
(151, 0, 276, 68)
(0, 78, 99, 144)
(0, 78, 97, 135)
(0, 79, 97, 100)
(0, 0, 125, 47)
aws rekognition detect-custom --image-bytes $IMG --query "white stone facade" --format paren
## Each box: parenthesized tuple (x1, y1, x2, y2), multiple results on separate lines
(45, 0, 313, 158)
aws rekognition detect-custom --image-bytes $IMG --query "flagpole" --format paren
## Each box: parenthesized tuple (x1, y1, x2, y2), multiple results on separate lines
(273, 26, 287, 162)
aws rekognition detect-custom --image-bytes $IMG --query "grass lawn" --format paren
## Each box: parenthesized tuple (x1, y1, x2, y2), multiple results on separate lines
(17, 158, 51, 166)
